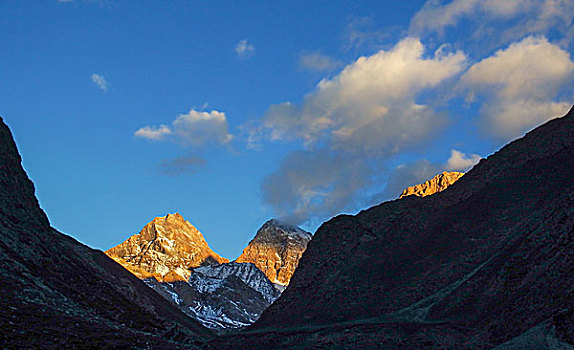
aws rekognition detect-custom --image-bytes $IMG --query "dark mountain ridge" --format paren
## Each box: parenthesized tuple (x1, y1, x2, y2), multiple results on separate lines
(219, 106, 574, 349)
(0, 117, 212, 349)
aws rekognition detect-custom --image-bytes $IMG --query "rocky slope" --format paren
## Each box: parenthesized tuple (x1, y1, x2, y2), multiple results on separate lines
(106, 213, 228, 282)
(236, 219, 312, 287)
(106, 215, 291, 330)
(146, 262, 280, 329)
(399, 171, 464, 198)
(217, 106, 574, 349)
(0, 117, 212, 349)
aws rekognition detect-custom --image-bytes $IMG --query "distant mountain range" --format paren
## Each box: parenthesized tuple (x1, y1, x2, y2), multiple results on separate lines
(105, 214, 311, 329)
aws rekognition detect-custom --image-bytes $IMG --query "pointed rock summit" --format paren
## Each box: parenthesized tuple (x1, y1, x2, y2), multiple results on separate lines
(399, 171, 464, 199)
(106, 213, 228, 282)
(236, 219, 312, 287)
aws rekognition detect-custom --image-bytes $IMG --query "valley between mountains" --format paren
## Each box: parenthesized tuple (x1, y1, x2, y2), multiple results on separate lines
(104, 167, 459, 331)
(1, 106, 574, 349)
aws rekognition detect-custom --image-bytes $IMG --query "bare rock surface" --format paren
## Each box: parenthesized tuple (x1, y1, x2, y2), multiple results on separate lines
(106, 215, 306, 331)
(106, 213, 228, 282)
(399, 171, 465, 199)
(236, 219, 312, 287)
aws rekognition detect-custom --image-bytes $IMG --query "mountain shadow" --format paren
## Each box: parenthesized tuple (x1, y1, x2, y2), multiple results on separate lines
(217, 106, 574, 349)
(0, 117, 212, 349)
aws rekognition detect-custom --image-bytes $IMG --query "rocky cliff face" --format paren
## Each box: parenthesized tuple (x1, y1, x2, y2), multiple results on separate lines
(146, 262, 280, 329)
(0, 117, 211, 349)
(106, 213, 228, 282)
(236, 219, 312, 287)
(106, 214, 288, 330)
(399, 171, 464, 198)
(218, 106, 574, 349)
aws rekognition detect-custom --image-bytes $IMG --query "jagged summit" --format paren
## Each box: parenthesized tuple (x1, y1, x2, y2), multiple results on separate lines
(105, 214, 306, 329)
(236, 219, 311, 286)
(261, 219, 312, 240)
(399, 171, 464, 199)
(106, 213, 228, 282)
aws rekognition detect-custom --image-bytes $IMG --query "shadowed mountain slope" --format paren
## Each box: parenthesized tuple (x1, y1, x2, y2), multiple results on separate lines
(218, 107, 574, 349)
(0, 117, 212, 349)
(145, 262, 281, 330)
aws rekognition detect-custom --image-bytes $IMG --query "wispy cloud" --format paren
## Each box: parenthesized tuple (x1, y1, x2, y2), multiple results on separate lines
(91, 73, 108, 92)
(135, 109, 233, 147)
(299, 52, 342, 72)
(158, 155, 206, 176)
(262, 149, 376, 225)
(382, 159, 439, 199)
(343, 16, 397, 51)
(410, 0, 574, 48)
(411, 0, 537, 34)
(235, 39, 255, 59)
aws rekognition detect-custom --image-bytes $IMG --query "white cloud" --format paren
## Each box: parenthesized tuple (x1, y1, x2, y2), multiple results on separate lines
(235, 39, 255, 59)
(135, 109, 233, 146)
(259, 37, 468, 225)
(445, 149, 481, 171)
(134, 125, 171, 140)
(299, 52, 342, 72)
(462, 36, 574, 138)
(263, 37, 467, 156)
(91, 73, 108, 92)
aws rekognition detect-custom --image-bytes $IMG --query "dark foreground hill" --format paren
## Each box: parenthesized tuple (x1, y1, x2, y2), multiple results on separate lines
(0, 117, 212, 349)
(217, 107, 574, 349)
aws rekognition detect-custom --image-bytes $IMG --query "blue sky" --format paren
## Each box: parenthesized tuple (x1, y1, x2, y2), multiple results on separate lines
(1, 0, 573, 259)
